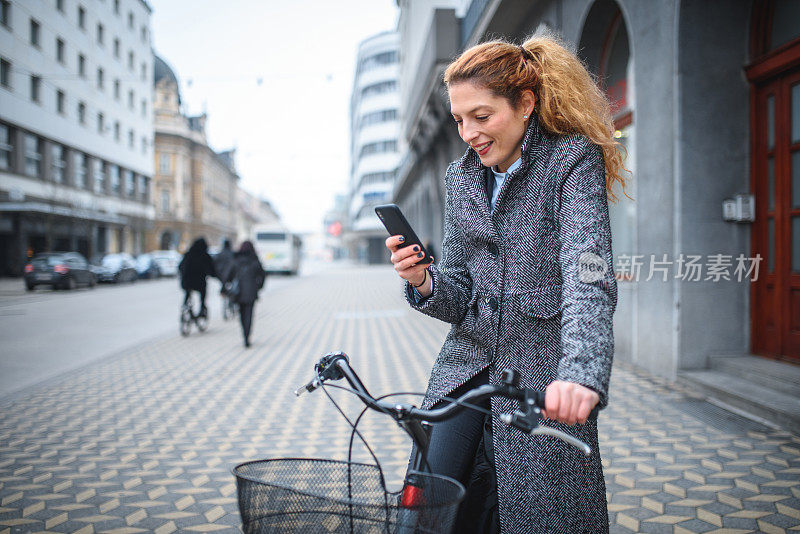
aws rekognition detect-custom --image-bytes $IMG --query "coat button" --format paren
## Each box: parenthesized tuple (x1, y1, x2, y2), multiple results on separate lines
(488, 243, 499, 256)
(488, 297, 498, 311)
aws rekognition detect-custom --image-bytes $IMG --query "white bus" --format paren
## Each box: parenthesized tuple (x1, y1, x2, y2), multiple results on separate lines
(252, 224, 302, 275)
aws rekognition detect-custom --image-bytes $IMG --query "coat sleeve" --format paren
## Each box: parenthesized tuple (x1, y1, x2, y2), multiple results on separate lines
(556, 137, 618, 408)
(404, 164, 473, 324)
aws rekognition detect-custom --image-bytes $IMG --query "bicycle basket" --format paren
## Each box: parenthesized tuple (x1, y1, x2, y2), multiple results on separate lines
(233, 458, 465, 534)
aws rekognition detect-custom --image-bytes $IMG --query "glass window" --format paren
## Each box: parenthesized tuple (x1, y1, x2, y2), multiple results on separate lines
(128, 89, 134, 109)
(359, 140, 397, 158)
(360, 109, 398, 128)
(125, 170, 135, 197)
(51, 144, 65, 183)
(78, 54, 85, 77)
(159, 153, 170, 174)
(74, 152, 87, 188)
(56, 38, 65, 63)
(793, 151, 800, 209)
(97, 112, 104, 134)
(97, 67, 103, 90)
(96, 23, 103, 45)
(114, 79, 120, 99)
(128, 129, 134, 148)
(30, 18, 39, 47)
(769, 157, 775, 211)
(793, 217, 800, 273)
(94, 159, 106, 193)
(114, 0, 119, 15)
(77, 6, 85, 30)
(358, 51, 398, 74)
(113, 121, 120, 141)
(0, 124, 13, 171)
(767, 94, 775, 151)
(138, 175, 148, 202)
(0, 58, 10, 88)
(24, 134, 41, 177)
(140, 62, 146, 81)
(361, 80, 397, 98)
(769, 0, 800, 51)
(768, 218, 775, 273)
(30, 75, 40, 103)
(78, 101, 86, 124)
(56, 89, 65, 114)
(127, 11, 133, 29)
(114, 38, 120, 58)
(109, 164, 120, 194)
(792, 82, 800, 144)
(56, 0, 64, 13)
(141, 98, 146, 117)
(161, 189, 170, 212)
(0, 1, 8, 28)
(127, 50, 134, 71)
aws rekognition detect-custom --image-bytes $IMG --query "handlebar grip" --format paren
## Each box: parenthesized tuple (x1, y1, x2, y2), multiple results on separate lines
(532, 391, 601, 421)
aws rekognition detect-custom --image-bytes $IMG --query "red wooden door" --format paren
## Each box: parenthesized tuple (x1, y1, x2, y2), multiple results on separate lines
(752, 67, 800, 360)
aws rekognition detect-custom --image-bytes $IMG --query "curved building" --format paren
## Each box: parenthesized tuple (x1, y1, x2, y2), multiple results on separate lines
(346, 31, 401, 264)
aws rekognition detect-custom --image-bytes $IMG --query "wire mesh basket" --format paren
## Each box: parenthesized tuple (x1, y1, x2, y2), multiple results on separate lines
(233, 458, 465, 533)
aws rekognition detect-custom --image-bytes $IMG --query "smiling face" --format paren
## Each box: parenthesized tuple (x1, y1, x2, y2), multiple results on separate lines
(449, 82, 535, 172)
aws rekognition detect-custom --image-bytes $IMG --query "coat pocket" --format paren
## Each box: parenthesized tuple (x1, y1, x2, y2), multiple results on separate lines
(518, 285, 562, 319)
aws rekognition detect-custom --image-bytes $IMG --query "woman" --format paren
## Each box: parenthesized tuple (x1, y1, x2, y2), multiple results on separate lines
(227, 241, 265, 347)
(179, 237, 216, 316)
(386, 35, 627, 533)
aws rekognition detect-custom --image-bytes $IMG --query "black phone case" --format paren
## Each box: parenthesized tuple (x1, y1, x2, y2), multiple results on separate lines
(374, 204, 433, 264)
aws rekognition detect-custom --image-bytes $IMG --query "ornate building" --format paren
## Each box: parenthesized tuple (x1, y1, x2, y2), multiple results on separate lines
(149, 55, 238, 252)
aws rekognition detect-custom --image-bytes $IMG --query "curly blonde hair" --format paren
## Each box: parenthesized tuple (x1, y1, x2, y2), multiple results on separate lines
(443, 35, 630, 202)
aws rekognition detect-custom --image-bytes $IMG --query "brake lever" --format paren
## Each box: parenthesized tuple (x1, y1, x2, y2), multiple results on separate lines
(294, 351, 350, 396)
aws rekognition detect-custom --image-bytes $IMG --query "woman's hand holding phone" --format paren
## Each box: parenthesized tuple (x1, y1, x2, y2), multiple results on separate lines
(385, 235, 433, 297)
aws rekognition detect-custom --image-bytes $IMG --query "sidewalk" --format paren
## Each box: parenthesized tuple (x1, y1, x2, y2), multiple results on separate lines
(0, 264, 798, 533)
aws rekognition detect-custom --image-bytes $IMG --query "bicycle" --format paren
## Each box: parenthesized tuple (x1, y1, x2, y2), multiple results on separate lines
(221, 283, 237, 321)
(232, 352, 597, 533)
(180, 292, 208, 336)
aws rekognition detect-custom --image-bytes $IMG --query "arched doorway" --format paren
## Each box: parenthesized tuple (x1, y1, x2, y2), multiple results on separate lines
(578, 0, 635, 278)
(746, 0, 800, 360)
(159, 230, 174, 250)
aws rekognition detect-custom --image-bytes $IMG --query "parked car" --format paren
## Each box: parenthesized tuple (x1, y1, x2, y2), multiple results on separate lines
(24, 252, 96, 291)
(150, 250, 181, 277)
(96, 253, 138, 283)
(135, 253, 161, 279)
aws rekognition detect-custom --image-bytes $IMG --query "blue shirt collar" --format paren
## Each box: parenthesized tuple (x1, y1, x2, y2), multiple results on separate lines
(491, 156, 522, 178)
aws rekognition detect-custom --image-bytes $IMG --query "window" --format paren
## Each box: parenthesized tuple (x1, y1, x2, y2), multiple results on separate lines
(0, 124, 13, 171)
(96, 23, 104, 45)
(113, 120, 120, 141)
(113, 38, 120, 58)
(124, 169, 134, 196)
(109, 164, 120, 194)
(97, 112, 104, 134)
(96, 67, 103, 90)
(78, 53, 85, 77)
(78, 101, 86, 124)
(140, 61, 146, 81)
(361, 80, 397, 98)
(0, 1, 8, 29)
(24, 134, 41, 177)
(56, 38, 65, 63)
(77, 6, 85, 30)
(113, 0, 119, 15)
(127, 89, 134, 109)
(74, 152, 87, 188)
(358, 50, 398, 74)
(127, 50, 134, 71)
(30, 18, 40, 47)
(141, 98, 146, 117)
(127, 129, 133, 148)
(138, 175, 148, 202)
(161, 189, 170, 213)
(359, 171, 396, 187)
(113, 79, 120, 99)
(56, 89, 65, 113)
(360, 109, 397, 128)
(159, 152, 170, 174)
(359, 140, 397, 158)
(1, 58, 11, 89)
(127, 11, 133, 29)
(56, 0, 64, 13)
(30, 75, 40, 103)
(140, 135, 146, 154)
(94, 159, 106, 193)
(50, 144, 65, 183)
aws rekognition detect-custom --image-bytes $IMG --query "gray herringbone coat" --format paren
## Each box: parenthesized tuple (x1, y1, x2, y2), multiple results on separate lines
(405, 115, 617, 533)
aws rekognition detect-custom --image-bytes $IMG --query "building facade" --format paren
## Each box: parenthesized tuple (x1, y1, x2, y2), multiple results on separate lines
(0, 0, 155, 274)
(235, 186, 280, 246)
(149, 55, 238, 253)
(345, 31, 402, 264)
(396, 0, 800, 426)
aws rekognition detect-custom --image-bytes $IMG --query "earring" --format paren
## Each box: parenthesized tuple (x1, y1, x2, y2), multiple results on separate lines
(523, 115, 528, 120)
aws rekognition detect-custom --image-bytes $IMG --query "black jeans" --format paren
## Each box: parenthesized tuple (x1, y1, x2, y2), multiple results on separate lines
(239, 302, 254, 342)
(412, 370, 499, 533)
(183, 287, 207, 311)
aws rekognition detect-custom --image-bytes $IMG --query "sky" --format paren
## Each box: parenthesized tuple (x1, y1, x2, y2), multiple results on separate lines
(149, 0, 398, 233)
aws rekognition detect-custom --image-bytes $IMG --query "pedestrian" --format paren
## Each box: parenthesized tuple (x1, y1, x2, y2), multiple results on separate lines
(227, 241, 265, 348)
(179, 237, 216, 317)
(386, 34, 627, 533)
(214, 239, 235, 289)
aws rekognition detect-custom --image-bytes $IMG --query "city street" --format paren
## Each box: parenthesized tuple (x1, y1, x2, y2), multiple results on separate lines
(0, 263, 799, 533)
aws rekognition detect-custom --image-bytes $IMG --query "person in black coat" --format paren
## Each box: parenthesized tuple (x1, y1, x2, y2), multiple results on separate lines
(213, 239, 235, 293)
(178, 237, 216, 316)
(226, 241, 265, 347)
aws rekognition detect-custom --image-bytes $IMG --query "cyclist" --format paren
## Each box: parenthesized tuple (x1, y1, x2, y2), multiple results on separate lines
(178, 237, 216, 317)
(386, 34, 627, 533)
(225, 241, 265, 348)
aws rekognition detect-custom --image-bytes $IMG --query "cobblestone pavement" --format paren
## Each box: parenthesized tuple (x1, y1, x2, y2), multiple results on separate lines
(0, 264, 798, 533)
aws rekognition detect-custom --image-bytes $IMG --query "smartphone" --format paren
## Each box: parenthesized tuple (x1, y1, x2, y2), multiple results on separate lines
(374, 204, 433, 264)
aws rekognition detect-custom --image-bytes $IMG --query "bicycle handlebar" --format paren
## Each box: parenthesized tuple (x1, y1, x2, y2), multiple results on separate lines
(297, 352, 598, 456)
